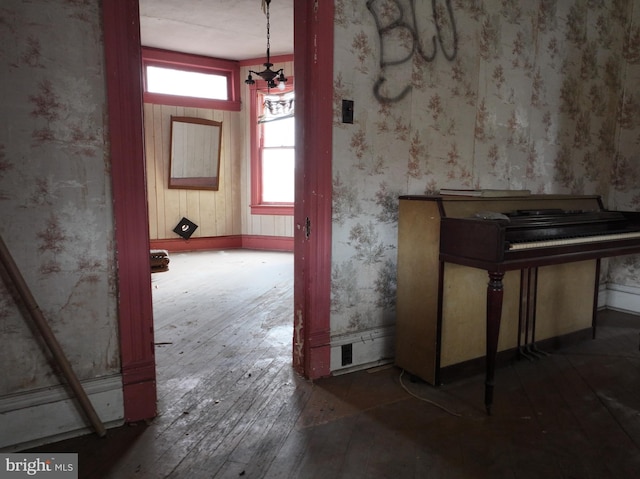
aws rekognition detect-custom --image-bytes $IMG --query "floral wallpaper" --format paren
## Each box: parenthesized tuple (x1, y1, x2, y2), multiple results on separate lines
(0, 1, 119, 395)
(330, 0, 640, 343)
(2, 0, 638, 393)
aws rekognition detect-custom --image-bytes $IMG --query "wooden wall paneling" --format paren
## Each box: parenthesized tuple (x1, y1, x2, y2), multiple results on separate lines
(165, 190, 182, 239)
(247, 214, 256, 235)
(144, 103, 158, 239)
(206, 192, 219, 236)
(239, 72, 251, 236)
(277, 216, 291, 236)
(270, 217, 281, 237)
(208, 109, 220, 236)
(163, 105, 180, 237)
(152, 104, 166, 239)
(178, 190, 189, 232)
(263, 216, 277, 236)
(248, 214, 258, 236)
(200, 189, 217, 237)
(257, 216, 268, 236)
(275, 217, 283, 237)
(228, 112, 242, 235)
(232, 111, 242, 235)
(186, 190, 202, 235)
(218, 110, 231, 234)
(260, 216, 270, 236)
(154, 104, 166, 238)
(283, 217, 292, 237)
(184, 106, 196, 118)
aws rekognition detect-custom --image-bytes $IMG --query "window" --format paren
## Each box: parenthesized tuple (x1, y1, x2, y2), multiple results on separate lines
(146, 66, 228, 100)
(250, 81, 295, 215)
(142, 47, 240, 111)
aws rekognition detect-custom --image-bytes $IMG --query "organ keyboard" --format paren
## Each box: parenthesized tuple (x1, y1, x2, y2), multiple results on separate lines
(509, 231, 640, 251)
(395, 194, 640, 415)
(438, 203, 640, 413)
(440, 209, 640, 267)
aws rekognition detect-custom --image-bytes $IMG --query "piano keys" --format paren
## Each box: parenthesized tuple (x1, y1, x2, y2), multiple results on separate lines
(395, 194, 640, 414)
(440, 209, 640, 266)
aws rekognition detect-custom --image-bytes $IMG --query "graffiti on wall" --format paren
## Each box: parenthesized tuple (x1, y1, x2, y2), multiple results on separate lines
(366, 0, 458, 103)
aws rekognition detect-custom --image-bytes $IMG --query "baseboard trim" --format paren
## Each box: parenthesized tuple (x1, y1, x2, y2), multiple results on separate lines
(241, 235, 294, 252)
(150, 235, 293, 253)
(0, 375, 125, 451)
(604, 282, 640, 315)
(150, 236, 242, 252)
(330, 326, 395, 374)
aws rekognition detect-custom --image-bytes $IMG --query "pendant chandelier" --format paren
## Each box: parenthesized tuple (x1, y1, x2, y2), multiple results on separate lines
(245, 0, 287, 90)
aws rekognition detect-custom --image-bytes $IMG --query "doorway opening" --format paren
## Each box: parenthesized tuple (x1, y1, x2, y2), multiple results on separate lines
(139, 3, 297, 413)
(104, 0, 333, 422)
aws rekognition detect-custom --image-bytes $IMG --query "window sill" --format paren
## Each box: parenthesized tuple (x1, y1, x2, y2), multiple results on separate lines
(250, 204, 294, 216)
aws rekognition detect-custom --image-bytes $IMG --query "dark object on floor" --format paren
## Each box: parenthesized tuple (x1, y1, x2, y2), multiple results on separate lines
(150, 249, 169, 273)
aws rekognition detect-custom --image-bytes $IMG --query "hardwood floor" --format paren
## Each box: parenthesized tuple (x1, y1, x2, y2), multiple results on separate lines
(28, 250, 640, 478)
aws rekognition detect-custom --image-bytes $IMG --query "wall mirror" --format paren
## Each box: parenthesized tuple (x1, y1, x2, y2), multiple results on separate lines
(169, 116, 222, 190)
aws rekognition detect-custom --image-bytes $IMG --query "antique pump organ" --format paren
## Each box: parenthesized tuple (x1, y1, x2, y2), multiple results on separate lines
(395, 194, 640, 413)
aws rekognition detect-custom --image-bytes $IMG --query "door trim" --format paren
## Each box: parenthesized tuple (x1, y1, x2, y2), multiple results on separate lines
(293, 0, 333, 378)
(103, 0, 157, 421)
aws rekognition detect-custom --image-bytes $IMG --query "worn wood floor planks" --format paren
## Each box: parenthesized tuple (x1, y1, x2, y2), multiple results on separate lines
(27, 251, 640, 478)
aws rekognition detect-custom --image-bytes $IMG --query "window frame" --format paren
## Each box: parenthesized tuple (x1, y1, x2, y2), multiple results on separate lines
(250, 78, 295, 216)
(142, 47, 241, 111)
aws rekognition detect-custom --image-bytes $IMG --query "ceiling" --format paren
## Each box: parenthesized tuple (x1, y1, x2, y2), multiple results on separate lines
(139, 0, 294, 61)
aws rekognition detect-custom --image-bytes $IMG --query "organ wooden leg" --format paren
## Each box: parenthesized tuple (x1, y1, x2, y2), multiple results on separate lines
(517, 269, 532, 360)
(485, 270, 505, 415)
(519, 267, 545, 359)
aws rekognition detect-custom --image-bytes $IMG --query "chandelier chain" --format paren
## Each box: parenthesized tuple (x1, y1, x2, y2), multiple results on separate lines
(266, 0, 271, 60)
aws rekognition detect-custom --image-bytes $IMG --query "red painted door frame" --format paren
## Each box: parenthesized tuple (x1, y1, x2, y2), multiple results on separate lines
(103, 0, 334, 420)
(293, 0, 333, 379)
(103, 0, 157, 421)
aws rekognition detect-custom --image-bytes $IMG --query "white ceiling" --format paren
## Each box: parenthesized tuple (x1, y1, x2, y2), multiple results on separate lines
(139, 0, 294, 61)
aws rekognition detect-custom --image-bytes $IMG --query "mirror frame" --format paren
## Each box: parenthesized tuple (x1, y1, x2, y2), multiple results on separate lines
(169, 116, 223, 190)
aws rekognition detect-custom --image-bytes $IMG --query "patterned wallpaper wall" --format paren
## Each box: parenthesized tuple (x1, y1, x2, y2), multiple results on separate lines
(0, 1, 119, 395)
(330, 0, 640, 340)
(2, 0, 639, 393)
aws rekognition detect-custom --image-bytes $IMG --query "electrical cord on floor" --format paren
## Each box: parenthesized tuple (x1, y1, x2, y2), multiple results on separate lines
(399, 369, 462, 417)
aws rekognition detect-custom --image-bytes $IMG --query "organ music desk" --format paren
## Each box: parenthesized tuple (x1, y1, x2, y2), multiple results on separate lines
(395, 194, 640, 414)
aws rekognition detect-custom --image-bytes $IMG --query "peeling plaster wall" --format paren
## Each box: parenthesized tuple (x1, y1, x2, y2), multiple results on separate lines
(330, 0, 640, 367)
(0, 0, 122, 445)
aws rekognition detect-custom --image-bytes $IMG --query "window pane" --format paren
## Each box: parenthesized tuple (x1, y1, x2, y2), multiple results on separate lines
(146, 66, 228, 100)
(262, 148, 294, 203)
(263, 117, 295, 147)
